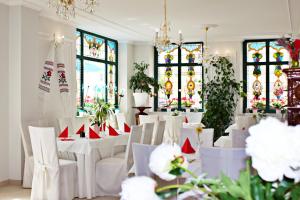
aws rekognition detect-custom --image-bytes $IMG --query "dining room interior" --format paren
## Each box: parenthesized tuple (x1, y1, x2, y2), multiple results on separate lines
(0, 0, 300, 199)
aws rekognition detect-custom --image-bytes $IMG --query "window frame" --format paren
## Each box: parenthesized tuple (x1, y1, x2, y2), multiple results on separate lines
(76, 28, 119, 108)
(154, 42, 204, 112)
(243, 39, 289, 113)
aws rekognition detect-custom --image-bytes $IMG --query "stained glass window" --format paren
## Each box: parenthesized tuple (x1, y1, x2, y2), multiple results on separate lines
(83, 33, 105, 60)
(243, 39, 289, 113)
(76, 29, 118, 110)
(155, 42, 204, 111)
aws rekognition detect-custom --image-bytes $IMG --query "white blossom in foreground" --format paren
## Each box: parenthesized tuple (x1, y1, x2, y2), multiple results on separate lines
(120, 176, 160, 200)
(149, 143, 188, 181)
(246, 117, 300, 182)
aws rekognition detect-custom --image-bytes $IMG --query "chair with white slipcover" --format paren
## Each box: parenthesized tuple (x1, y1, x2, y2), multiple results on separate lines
(200, 147, 248, 179)
(140, 123, 154, 144)
(179, 127, 198, 150)
(116, 113, 127, 131)
(95, 125, 143, 196)
(153, 120, 166, 145)
(139, 115, 159, 144)
(231, 129, 249, 148)
(200, 128, 214, 147)
(181, 112, 203, 123)
(132, 143, 156, 176)
(20, 119, 48, 188)
(29, 126, 78, 200)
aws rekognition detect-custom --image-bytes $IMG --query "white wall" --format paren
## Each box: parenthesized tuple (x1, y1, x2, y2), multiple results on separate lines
(0, 3, 10, 182)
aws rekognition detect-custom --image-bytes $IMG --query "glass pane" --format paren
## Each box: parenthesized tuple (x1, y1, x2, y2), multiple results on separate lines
(76, 59, 81, 107)
(83, 34, 105, 59)
(269, 65, 288, 108)
(269, 41, 290, 62)
(157, 66, 178, 108)
(246, 65, 266, 108)
(107, 64, 116, 105)
(108, 40, 117, 62)
(181, 66, 202, 109)
(83, 60, 106, 110)
(76, 31, 81, 55)
(158, 45, 179, 64)
(181, 43, 203, 63)
(247, 42, 266, 62)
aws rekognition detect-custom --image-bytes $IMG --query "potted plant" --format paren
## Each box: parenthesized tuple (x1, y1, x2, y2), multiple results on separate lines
(202, 56, 246, 141)
(90, 98, 114, 133)
(129, 62, 160, 107)
(272, 101, 282, 114)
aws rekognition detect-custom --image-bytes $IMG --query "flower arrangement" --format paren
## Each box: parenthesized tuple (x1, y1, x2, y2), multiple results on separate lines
(90, 98, 114, 127)
(172, 109, 179, 116)
(277, 38, 300, 68)
(182, 98, 194, 108)
(251, 98, 266, 110)
(271, 99, 286, 109)
(120, 118, 300, 200)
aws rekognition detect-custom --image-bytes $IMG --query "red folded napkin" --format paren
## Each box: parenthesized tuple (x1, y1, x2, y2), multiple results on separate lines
(184, 116, 189, 123)
(76, 124, 84, 134)
(109, 125, 119, 136)
(89, 127, 100, 139)
(181, 138, 195, 154)
(60, 138, 75, 141)
(124, 123, 131, 133)
(58, 127, 68, 138)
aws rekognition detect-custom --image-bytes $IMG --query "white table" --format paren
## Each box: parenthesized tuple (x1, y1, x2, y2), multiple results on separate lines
(57, 133, 129, 199)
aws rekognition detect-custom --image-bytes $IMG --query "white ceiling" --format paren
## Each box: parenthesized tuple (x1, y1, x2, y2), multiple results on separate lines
(13, 0, 300, 43)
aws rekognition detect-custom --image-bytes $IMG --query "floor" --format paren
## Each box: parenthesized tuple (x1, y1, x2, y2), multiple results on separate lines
(0, 185, 119, 200)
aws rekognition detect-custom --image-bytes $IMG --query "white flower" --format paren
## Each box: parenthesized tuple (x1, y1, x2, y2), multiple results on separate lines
(246, 117, 300, 182)
(120, 176, 160, 200)
(149, 143, 188, 181)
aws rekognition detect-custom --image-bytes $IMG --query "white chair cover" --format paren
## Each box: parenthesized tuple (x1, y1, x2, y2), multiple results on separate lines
(96, 125, 143, 196)
(235, 115, 256, 130)
(29, 126, 77, 200)
(200, 128, 214, 147)
(153, 121, 166, 145)
(132, 144, 156, 176)
(179, 127, 198, 149)
(214, 136, 232, 148)
(141, 123, 154, 145)
(231, 129, 249, 148)
(163, 115, 183, 144)
(139, 115, 159, 144)
(116, 113, 127, 131)
(20, 119, 48, 188)
(200, 147, 248, 180)
(181, 112, 203, 123)
(58, 117, 74, 136)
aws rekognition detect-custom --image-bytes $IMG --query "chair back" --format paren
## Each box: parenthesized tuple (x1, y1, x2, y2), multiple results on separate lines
(29, 126, 59, 200)
(116, 113, 127, 131)
(124, 125, 143, 171)
(153, 121, 166, 145)
(20, 120, 49, 158)
(200, 147, 247, 179)
(132, 144, 156, 176)
(141, 123, 154, 145)
(182, 112, 203, 123)
(163, 115, 183, 144)
(235, 115, 256, 130)
(179, 127, 198, 149)
(58, 117, 74, 136)
(200, 128, 214, 147)
(231, 129, 249, 148)
(139, 115, 159, 125)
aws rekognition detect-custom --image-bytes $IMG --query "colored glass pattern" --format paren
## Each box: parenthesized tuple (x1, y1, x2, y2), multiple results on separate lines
(246, 65, 266, 108)
(181, 43, 203, 63)
(269, 65, 288, 108)
(269, 41, 289, 62)
(107, 64, 116, 105)
(158, 45, 178, 64)
(158, 67, 178, 108)
(247, 42, 266, 62)
(181, 66, 202, 109)
(83, 34, 105, 59)
(107, 40, 116, 62)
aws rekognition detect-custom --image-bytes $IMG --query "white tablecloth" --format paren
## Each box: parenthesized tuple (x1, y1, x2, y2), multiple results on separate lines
(57, 133, 129, 199)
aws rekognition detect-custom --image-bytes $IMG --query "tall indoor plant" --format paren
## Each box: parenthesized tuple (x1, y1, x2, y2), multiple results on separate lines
(129, 62, 160, 106)
(202, 56, 245, 141)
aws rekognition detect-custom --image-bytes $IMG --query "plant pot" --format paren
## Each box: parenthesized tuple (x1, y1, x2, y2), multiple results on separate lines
(253, 108, 258, 114)
(276, 109, 281, 115)
(133, 93, 149, 107)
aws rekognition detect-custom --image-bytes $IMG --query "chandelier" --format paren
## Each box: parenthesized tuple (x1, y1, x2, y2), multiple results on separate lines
(48, 0, 97, 19)
(154, 0, 183, 53)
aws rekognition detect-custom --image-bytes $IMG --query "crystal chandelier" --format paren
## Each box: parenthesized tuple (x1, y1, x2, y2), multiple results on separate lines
(48, 0, 97, 19)
(154, 0, 183, 53)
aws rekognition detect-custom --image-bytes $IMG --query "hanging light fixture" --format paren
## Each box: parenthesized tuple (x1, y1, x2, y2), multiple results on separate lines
(202, 24, 218, 65)
(154, 0, 183, 52)
(48, 0, 97, 20)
